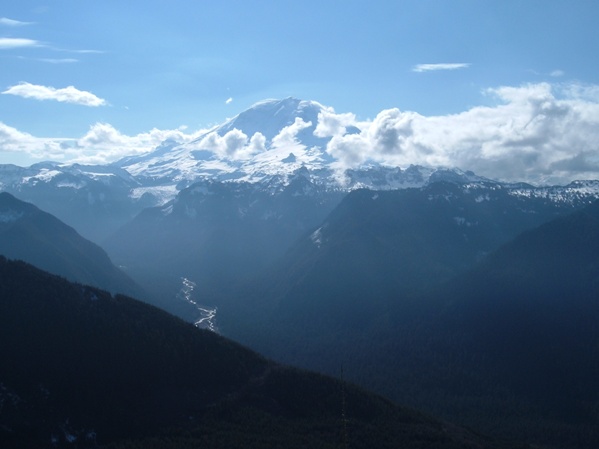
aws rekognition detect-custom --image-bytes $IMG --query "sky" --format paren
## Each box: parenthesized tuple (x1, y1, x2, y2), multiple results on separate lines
(1, 0, 599, 183)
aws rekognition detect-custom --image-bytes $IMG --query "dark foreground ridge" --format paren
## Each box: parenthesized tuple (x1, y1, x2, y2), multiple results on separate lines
(0, 257, 524, 449)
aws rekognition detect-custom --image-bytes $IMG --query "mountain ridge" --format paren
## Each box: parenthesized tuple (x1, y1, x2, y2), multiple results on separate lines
(223, 197, 599, 449)
(0, 192, 143, 298)
(3, 97, 599, 242)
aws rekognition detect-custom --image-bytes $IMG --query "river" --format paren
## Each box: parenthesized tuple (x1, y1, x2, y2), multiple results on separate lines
(177, 277, 218, 332)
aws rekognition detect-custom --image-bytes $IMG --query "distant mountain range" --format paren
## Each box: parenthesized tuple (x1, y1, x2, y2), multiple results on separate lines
(2, 98, 599, 242)
(223, 180, 588, 326)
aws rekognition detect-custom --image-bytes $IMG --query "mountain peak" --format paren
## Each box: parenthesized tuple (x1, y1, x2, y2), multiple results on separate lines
(282, 153, 297, 163)
(248, 96, 321, 111)
(216, 97, 324, 141)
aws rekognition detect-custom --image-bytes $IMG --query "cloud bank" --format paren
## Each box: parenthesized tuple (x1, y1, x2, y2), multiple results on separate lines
(0, 122, 211, 165)
(2, 82, 107, 106)
(322, 82, 599, 184)
(2, 82, 599, 185)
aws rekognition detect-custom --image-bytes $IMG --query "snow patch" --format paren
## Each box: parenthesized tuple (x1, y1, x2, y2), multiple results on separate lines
(130, 185, 179, 204)
(22, 168, 61, 184)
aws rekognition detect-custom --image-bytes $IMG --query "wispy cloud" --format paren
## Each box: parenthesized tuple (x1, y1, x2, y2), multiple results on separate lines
(225, 97, 233, 104)
(0, 37, 40, 49)
(0, 17, 34, 27)
(0, 18, 102, 54)
(38, 58, 79, 64)
(550, 69, 565, 78)
(2, 82, 107, 107)
(55, 48, 105, 54)
(412, 63, 471, 73)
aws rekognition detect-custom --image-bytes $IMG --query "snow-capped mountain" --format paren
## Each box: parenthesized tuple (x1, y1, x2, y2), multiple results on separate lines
(0, 162, 146, 242)
(116, 98, 336, 188)
(114, 97, 499, 192)
(5, 97, 599, 197)
(3, 97, 599, 243)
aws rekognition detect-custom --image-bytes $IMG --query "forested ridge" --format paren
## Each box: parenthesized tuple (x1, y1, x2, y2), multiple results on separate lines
(0, 257, 521, 448)
(223, 197, 599, 449)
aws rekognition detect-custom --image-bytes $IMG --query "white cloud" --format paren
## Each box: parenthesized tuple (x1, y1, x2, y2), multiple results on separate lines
(272, 117, 312, 148)
(225, 97, 233, 104)
(413, 63, 471, 72)
(69, 49, 105, 54)
(321, 82, 599, 184)
(0, 37, 39, 49)
(0, 17, 34, 27)
(39, 58, 79, 64)
(248, 132, 267, 154)
(0, 34, 101, 54)
(0, 122, 71, 161)
(3, 81, 599, 184)
(74, 124, 212, 163)
(325, 108, 423, 169)
(191, 118, 313, 161)
(560, 83, 599, 103)
(550, 69, 565, 78)
(0, 122, 212, 165)
(2, 82, 106, 107)
(193, 129, 267, 160)
(314, 107, 358, 138)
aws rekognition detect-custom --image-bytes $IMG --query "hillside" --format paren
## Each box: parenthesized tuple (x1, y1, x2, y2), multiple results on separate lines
(229, 182, 580, 324)
(0, 192, 143, 298)
(0, 257, 520, 449)
(222, 196, 599, 449)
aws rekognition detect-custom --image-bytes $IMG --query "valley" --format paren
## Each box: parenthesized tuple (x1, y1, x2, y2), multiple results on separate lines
(1, 98, 598, 449)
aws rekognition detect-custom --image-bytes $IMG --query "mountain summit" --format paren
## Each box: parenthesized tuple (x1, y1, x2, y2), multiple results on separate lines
(117, 97, 335, 186)
(215, 97, 327, 141)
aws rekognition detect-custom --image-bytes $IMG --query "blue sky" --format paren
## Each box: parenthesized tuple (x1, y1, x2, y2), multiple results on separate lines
(1, 0, 599, 182)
